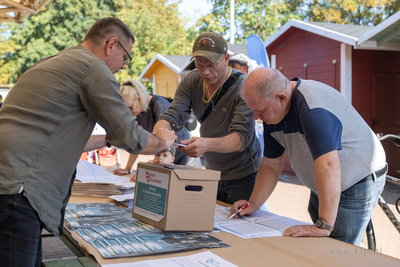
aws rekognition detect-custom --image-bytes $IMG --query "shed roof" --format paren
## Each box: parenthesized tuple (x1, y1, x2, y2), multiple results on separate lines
(306, 21, 372, 38)
(139, 54, 190, 81)
(264, 11, 400, 51)
(357, 10, 400, 50)
(264, 19, 364, 47)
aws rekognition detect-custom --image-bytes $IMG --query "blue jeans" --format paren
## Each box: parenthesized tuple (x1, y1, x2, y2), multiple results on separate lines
(0, 192, 44, 267)
(308, 169, 386, 245)
(217, 171, 257, 205)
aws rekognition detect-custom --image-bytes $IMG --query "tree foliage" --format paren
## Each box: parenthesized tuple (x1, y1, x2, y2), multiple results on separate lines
(196, 0, 303, 43)
(0, 26, 17, 84)
(196, 0, 400, 43)
(0, 0, 193, 84)
(302, 0, 400, 25)
(2, 0, 400, 84)
(115, 0, 193, 82)
(0, 0, 119, 83)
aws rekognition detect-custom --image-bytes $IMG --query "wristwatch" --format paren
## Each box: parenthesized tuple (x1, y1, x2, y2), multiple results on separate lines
(315, 217, 334, 232)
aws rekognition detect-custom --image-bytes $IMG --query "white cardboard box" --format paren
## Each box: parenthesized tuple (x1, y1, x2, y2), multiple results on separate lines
(132, 163, 220, 231)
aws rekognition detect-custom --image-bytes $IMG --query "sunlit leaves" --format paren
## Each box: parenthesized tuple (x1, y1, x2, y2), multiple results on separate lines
(303, 0, 398, 25)
(195, 0, 400, 44)
(196, 0, 302, 43)
(0, 0, 193, 85)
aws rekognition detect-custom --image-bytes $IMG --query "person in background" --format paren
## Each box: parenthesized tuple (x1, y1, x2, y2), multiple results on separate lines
(113, 79, 201, 180)
(153, 32, 263, 205)
(0, 95, 3, 109)
(130, 147, 176, 181)
(150, 147, 176, 164)
(0, 17, 176, 267)
(228, 53, 259, 75)
(229, 54, 264, 153)
(231, 67, 387, 246)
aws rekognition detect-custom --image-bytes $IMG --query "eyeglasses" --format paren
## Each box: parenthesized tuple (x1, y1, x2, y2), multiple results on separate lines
(116, 40, 132, 65)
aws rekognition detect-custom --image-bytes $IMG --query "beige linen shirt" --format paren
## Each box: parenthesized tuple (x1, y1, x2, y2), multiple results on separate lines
(0, 45, 148, 235)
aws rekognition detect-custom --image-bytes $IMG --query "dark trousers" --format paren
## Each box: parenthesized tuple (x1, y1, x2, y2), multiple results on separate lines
(217, 171, 257, 204)
(0, 192, 43, 267)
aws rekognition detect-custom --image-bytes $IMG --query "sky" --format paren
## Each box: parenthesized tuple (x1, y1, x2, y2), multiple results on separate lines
(174, 0, 213, 29)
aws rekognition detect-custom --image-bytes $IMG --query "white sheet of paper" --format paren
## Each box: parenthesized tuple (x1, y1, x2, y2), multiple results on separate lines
(76, 160, 133, 187)
(218, 221, 283, 239)
(108, 193, 134, 202)
(101, 251, 238, 267)
(213, 206, 311, 239)
(171, 142, 185, 148)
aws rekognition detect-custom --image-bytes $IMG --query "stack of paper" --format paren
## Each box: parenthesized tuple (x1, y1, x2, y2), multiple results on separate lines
(64, 203, 230, 259)
(108, 193, 134, 208)
(72, 160, 135, 197)
(88, 233, 230, 259)
(64, 203, 158, 232)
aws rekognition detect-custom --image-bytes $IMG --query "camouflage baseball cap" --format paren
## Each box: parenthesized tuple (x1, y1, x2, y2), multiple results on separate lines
(191, 32, 228, 63)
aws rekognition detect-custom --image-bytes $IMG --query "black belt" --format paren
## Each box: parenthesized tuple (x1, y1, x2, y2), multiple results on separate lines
(356, 164, 388, 184)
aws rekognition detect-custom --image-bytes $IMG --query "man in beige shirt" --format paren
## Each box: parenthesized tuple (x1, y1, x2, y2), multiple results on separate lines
(0, 17, 176, 267)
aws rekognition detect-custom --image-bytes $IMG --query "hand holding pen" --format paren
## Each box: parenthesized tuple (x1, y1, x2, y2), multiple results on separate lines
(228, 203, 249, 219)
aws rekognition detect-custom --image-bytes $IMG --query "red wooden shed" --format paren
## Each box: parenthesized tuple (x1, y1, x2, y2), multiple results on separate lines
(264, 13, 400, 177)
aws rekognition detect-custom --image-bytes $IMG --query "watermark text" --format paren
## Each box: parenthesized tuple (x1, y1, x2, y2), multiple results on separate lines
(329, 247, 382, 256)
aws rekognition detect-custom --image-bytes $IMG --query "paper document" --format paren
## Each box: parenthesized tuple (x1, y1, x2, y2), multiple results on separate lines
(109, 193, 134, 208)
(101, 251, 238, 267)
(109, 193, 134, 202)
(73, 160, 134, 197)
(171, 142, 185, 148)
(214, 205, 312, 239)
(76, 160, 133, 185)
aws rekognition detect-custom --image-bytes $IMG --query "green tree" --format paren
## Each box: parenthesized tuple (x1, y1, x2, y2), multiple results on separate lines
(195, 0, 400, 45)
(303, 0, 400, 25)
(0, 0, 193, 84)
(115, 0, 194, 82)
(0, 25, 17, 84)
(196, 0, 303, 43)
(0, 0, 119, 83)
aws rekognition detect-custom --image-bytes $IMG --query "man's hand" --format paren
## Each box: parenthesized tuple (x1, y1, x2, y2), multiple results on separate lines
(154, 128, 177, 148)
(130, 174, 137, 182)
(229, 200, 258, 219)
(179, 137, 209, 158)
(282, 224, 331, 238)
(113, 167, 130, 175)
(140, 129, 177, 155)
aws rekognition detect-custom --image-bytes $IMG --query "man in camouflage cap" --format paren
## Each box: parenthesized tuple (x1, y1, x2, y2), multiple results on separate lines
(154, 32, 263, 205)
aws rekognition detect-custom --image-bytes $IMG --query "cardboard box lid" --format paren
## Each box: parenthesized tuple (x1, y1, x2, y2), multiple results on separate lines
(138, 163, 220, 181)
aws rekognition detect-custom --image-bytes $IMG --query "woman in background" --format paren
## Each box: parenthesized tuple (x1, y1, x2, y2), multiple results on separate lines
(113, 79, 201, 180)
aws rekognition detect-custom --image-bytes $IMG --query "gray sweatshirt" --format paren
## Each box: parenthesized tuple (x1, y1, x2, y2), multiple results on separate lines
(160, 68, 262, 181)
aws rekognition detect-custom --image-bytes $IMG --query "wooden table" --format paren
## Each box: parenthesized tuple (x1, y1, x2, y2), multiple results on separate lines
(46, 196, 400, 267)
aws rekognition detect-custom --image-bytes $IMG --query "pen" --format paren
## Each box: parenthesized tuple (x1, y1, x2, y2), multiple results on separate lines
(228, 203, 249, 219)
